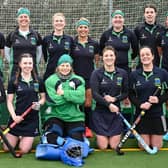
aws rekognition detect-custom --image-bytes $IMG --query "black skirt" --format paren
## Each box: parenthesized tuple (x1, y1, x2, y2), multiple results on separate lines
(90, 109, 123, 136)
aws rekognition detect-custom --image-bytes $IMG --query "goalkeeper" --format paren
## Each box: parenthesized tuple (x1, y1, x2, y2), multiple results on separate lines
(36, 54, 92, 166)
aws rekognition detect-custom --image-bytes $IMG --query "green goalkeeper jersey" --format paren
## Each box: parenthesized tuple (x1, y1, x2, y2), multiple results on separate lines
(43, 73, 85, 122)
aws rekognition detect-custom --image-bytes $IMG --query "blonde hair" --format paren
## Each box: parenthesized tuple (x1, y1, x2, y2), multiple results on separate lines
(52, 13, 65, 23)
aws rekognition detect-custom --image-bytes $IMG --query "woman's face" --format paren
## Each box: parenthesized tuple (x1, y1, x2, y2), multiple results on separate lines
(103, 49, 116, 67)
(76, 25, 89, 38)
(57, 63, 72, 76)
(140, 47, 154, 65)
(144, 7, 157, 24)
(112, 14, 124, 29)
(53, 16, 65, 31)
(19, 57, 33, 74)
(17, 14, 30, 28)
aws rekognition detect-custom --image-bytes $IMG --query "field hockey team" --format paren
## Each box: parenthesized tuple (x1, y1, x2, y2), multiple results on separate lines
(0, 3, 168, 166)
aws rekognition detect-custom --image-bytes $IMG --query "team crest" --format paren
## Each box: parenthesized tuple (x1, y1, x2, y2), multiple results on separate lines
(30, 37, 37, 45)
(64, 42, 70, 50)
(166, 32, 168, 37)
(89, 45, 94, 53)
(154, 78, 161, 87)
(122, 35, 128, 43)
(117, 77, 122, 86)
(34, 82, 39, 92)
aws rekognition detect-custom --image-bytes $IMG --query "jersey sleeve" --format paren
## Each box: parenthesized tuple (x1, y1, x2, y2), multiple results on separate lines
(90, 69, 110, 107)
(5, 32, 13, 48)
(7, 79, 15, 94)
(42, 36, 48, 63)
(0, 33, 5, 49)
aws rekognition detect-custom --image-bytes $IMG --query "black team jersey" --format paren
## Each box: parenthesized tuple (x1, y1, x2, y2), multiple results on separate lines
(134, 22, 165, 66)
(100, 26, 138, 73)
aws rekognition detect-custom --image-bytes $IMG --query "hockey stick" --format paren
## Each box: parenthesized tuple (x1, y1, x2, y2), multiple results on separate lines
(118, 112, 158, 154)
(0, 129, 22, 158)
(0, 105, 33, 157)
(116, 86, 161, 155)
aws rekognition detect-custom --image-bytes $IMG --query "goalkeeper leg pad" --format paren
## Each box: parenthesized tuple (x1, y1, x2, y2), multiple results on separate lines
(35, 143, 61, 160)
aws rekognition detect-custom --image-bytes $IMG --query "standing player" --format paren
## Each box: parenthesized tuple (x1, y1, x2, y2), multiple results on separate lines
(71, 17, 100, 137)
(90, 46, 128, 149)
(42, 13, 74, 80)
(134, 4, 165, 67)
(5, 8, 42, 77)
(100, 10, 138, 73)
(4, 53, 46, 154)
(129, 46, 168, 150)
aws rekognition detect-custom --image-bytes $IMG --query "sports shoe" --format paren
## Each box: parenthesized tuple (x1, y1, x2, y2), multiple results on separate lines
(85, 127, 93, 138)
(163, 132, 168, 141)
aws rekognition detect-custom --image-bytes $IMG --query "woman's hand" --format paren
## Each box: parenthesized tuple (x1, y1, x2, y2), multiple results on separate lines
(32, 102, 41, 111)
(104, 95, 116, 103)
(56, 85, 64, 96)
(148, 96, 159, 104)
(109, 103, 119, 113)
(12, 115, 24, 124)
(140, 102, 152, 110)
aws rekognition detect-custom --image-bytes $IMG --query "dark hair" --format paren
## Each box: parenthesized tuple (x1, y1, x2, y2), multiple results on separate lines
(102, 46, 117, 56)
(144, 4, 157, 13)
(14, 53, 38, 85)
(139, 46, 154, 56)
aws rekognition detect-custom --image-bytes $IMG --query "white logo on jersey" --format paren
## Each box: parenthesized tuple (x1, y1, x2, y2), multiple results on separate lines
(15, 39, 20, 44)
(101, 78, 107, 84)
(49, 43, 53, 49)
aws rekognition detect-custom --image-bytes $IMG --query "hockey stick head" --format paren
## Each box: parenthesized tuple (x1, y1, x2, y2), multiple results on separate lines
(148, 146, 158, 154)
(115, 147, 124, 155)
(15, 152, 22, 158)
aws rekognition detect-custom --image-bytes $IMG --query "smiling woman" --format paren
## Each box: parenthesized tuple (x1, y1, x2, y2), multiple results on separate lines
(4, 8, 42, 78)
(42, 13, 74, 81)
(3, 53, 45, 155)
(90, 46, 128, 150)
(129, 46, 168, 151)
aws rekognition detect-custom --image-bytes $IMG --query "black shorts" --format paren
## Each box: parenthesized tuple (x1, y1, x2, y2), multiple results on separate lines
(44, 117, 85, 137)
(85, 79, 90, 89)
(136, 116, 167, 135)
(166, 117, 168, 129)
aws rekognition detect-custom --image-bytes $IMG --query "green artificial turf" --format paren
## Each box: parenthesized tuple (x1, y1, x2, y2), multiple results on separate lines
(0, 149, 168, 168)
